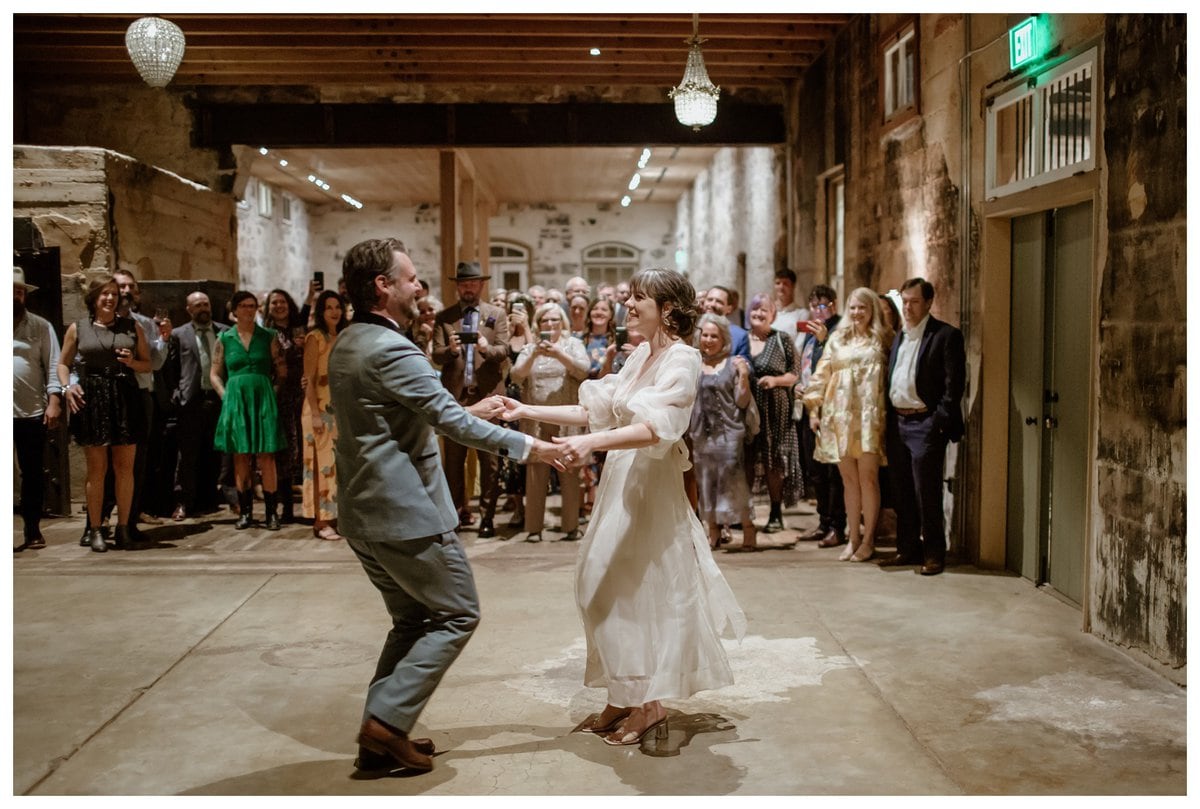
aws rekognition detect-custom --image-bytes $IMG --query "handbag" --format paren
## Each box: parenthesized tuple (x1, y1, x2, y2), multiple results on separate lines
(743, 393, 761, 442)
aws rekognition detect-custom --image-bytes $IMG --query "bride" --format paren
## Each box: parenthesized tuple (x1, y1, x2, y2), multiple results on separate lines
(499, 268, 745, 746)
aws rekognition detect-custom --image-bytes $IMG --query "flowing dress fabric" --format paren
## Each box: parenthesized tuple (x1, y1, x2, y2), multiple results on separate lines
(69, 317, 146, 447)
(301, 329, 339, 520)
(689, 359, 752, 524)
(801, 329, 888, 463)
(213, 326, 285, 454)
(749, 329, 804, 505)
(576, 341, 746, 707)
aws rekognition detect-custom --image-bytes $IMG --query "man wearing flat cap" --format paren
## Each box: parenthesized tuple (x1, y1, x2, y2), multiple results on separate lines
(431, 261, 511, 538)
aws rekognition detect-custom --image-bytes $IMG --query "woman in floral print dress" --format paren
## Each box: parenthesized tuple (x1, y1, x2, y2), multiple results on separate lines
(302, 290, 348, 540)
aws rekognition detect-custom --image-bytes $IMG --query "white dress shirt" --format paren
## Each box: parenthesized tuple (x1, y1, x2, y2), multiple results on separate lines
(889, 313, 930, 409)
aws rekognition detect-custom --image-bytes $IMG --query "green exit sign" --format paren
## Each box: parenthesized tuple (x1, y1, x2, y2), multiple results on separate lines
(1009, 17, 1039, 69)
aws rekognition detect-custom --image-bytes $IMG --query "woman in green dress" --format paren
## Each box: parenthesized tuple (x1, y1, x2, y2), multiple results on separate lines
(210, 290, 288, 530)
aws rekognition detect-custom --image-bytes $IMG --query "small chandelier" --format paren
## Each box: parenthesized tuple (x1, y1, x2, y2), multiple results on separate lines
(668, 14, 720, 132)
(125, 17, 186, 88)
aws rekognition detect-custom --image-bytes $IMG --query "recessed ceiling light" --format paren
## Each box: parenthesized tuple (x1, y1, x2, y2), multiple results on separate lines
(620, 195, 632, 207)
(628, 174, 641, 191)
(258, 147, 269, 155)
(590, 47, 601, 56)
(278, 159, 288, 167)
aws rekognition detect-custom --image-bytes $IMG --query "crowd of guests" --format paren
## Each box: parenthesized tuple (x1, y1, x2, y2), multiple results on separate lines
(14, 261, 964, 574)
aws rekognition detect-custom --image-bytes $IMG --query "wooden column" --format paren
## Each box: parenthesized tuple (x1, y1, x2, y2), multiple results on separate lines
(477, 199, 493, 282)
(439, 149, 458, 303)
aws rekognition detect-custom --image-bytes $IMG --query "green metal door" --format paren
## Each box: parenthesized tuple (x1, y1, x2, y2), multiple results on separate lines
(1006, 201, 1092, 604)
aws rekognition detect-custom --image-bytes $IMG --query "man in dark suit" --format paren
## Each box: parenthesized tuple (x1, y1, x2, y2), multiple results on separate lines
(794, 284, 847, 547)
(330, 238, 561, 776)
(431, 261, 511, 538)
(169, 290, 228, 520)
(881, 278, 966, 575)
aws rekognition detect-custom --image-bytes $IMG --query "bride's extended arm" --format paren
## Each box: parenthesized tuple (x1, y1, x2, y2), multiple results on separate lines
(553, 422, 657, 463)
(499, 397, 590, 427)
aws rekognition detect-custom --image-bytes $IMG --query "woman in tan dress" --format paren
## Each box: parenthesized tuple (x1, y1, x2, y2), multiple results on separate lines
(802, 287, 893, 561)
(302, 290, 348, 540)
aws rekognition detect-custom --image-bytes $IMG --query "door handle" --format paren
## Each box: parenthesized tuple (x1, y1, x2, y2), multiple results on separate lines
(1024, 416, 1038, 426)
(1044, 416, 1059, 429)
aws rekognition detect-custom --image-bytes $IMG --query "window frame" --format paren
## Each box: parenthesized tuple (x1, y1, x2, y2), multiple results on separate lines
(879, 17, 920, 133)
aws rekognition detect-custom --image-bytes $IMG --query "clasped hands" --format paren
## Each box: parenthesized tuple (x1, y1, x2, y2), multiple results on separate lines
(470, 394, 588, 471)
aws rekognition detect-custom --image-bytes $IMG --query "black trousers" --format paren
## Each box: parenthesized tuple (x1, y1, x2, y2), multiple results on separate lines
(13, 416, 47, 539)
(887, 412, 949, 564)
(799, 411, 846, 535)
(175, 393, 224, 513)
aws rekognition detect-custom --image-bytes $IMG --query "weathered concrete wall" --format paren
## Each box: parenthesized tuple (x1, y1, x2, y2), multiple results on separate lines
(1092, 13, 1186, 677)
(236, 177, 313, 299)
(675, 146, 782, 301)
(304, 201, 675, 298)
(13, 145, 237, 325)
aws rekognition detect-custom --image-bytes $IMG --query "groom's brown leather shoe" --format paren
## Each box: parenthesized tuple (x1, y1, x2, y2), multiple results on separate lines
(357, 717, 434, 772)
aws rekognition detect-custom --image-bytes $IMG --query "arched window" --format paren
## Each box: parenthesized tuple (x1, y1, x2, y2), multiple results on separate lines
(582, 242, 640, 288)
(489, 240, 531, 293)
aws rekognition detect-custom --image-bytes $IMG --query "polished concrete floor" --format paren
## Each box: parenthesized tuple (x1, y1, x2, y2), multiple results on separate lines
(11, 499, 1187, 796)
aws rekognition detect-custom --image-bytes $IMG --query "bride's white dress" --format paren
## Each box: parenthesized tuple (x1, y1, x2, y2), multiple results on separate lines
(576, 340, 747, 707)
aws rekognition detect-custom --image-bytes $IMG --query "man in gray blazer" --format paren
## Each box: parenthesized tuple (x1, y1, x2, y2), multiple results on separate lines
(330, 237, 563, 777)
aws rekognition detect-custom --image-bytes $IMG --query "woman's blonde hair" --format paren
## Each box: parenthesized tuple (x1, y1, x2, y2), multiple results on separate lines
(834, 286, 893, 348)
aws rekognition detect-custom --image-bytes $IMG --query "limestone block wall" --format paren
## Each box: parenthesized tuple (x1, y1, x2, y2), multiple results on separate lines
(304, 201, 676, 297)
(1092, 14, 1186, 675)
(675, 146, 783, 302)
(13, 145, 236, 324)
(236, 177, 314, 300)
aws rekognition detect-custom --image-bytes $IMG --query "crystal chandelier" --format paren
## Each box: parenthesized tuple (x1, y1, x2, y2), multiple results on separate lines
(668, 15, 720, 132)
(125, 17, 186, 88)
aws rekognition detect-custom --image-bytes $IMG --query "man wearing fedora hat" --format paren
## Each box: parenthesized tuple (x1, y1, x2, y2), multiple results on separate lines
(431, 261, 511, 538)
(13, 266, 63, 551)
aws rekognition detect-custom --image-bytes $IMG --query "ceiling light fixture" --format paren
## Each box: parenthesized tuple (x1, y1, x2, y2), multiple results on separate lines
(638, 148, 652, 169)
(124, 17, 186, 88)
(620, 196, 632, 208)
(590, 47, 601, 56)
(668, 14, 720, 132)
(628, 174, 641, 191)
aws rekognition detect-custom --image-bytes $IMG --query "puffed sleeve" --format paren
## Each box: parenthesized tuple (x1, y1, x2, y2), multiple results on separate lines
(626, 344, 701, 460)
(578, 371, 621, 432)
(803, 332, 837, 413)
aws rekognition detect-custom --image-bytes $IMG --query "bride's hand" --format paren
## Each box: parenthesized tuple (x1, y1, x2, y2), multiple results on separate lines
(496, 394, 524, 421)
(551, 434, 592, 468)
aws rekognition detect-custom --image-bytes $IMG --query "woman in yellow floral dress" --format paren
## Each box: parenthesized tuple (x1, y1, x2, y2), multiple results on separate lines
(802, 287, 894, 561)
(302, 290, 348, 540)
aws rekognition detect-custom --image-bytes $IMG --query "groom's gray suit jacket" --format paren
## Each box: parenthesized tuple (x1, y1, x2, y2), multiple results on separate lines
(329, 311, 529, 543)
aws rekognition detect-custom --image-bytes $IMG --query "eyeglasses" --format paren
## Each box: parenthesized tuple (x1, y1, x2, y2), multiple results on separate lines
(811, 302, 832, 311)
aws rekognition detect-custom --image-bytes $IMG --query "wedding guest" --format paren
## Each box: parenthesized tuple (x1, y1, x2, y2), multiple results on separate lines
(302, 290, 349, 540)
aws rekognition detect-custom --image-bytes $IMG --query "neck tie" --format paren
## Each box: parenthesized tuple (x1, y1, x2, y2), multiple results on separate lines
(197, 327, 214, 389)
(463, 307, 477, 388)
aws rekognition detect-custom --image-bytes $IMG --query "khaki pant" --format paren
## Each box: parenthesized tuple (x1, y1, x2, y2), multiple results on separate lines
(524, 422, 581, 533)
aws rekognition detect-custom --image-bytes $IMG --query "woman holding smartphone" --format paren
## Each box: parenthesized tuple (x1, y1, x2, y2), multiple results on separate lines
(509, 302, 590, 542)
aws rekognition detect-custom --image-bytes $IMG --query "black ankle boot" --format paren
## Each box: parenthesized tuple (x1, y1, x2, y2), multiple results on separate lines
(235, 490, 254, 530)
(764, 502, 784, 533)
(88, 527, 107, 553)
(263, 491, 281, 531)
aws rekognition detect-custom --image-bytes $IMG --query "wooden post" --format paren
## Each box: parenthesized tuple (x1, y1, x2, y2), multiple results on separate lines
(439, 149, 458, 304)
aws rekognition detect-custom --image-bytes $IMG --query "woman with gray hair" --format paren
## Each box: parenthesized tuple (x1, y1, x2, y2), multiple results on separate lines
(689, 313, 758, 551)
(510, 301, 590, 542)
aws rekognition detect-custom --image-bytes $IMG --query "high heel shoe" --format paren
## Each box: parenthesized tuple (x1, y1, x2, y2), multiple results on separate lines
(576, 707, 633, 734)
(602, 715, 669, 746)
(838, 538, 860, 561)
(850, 543, 875, 562)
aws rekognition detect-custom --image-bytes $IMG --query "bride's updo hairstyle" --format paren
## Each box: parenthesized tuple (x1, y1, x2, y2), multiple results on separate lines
(628, 267, 698, 341)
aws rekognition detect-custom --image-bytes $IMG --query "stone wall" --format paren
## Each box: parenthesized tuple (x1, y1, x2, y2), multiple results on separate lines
(304, 200, 677, 300)
(1092, 13, 1186, 675)
(674, 146, 783, 301)
(236, 177, 313, 300)
(13, 145, 237, 324)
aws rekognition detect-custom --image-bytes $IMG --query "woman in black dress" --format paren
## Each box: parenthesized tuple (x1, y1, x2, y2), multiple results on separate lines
(265, 289, 305, 524)
(58, 275, 151, 552)
(746, 293, 803, 533)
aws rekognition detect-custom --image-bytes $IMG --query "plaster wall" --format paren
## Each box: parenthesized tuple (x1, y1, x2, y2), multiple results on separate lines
(675, 146, 782, 302)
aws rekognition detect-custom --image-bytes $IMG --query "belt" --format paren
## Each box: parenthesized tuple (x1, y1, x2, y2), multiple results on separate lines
(895, 406, 929, 417)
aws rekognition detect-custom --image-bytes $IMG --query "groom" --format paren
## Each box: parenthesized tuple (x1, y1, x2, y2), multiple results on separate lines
(330, 238, 564, 776)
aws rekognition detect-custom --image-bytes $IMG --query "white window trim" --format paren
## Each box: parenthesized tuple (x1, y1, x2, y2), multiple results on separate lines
(986, 47, 1098, 199)
(883, 24, 917, 122)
